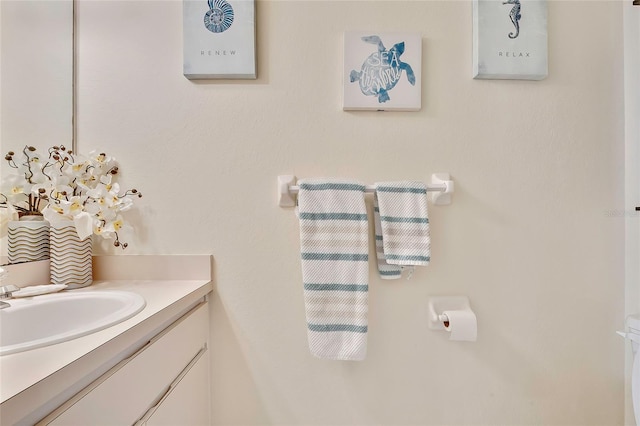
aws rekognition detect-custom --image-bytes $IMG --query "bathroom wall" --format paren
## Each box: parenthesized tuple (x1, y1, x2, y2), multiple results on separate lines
(76, 1, 626, 424)
(624, 4, 640, 425)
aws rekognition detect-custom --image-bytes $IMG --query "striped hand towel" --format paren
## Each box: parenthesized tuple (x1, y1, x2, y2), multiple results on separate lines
(374, 181, 430, 279)
(297, 179, 369, 361)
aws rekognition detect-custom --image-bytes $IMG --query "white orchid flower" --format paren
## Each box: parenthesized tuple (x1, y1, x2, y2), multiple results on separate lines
(93, 222, 115, 239)
(5, 176, 28, 199)
(51, 173, 72, 186)
(1, 203, 19, 222)
(49, 184, 75, 201)
(41, 204, 65, 222)
(62, 196, 86, 217)
(115, 195, 134, 212)
(99, 174, 113, 186)
(69, 157, 90, 175)
(73, 212, 94, 240)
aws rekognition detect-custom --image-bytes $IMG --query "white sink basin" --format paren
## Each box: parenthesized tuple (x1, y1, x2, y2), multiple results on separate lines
(0, 290, 146, 355)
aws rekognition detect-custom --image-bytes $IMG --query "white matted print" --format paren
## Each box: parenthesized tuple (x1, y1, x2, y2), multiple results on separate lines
(183, 0, 256, 79)
(344, 32, 421, 111)
(473, 0, 547, 80)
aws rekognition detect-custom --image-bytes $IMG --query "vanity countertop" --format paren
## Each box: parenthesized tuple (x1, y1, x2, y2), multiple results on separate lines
(0, 255, 213, 424)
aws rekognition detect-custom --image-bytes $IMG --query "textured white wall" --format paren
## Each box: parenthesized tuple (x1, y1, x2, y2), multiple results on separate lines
(76, 1, 626, 424)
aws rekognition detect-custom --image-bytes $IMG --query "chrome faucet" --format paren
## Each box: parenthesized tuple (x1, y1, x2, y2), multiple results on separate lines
(0, 285, 19, 309)
(0, 266, 18, 309)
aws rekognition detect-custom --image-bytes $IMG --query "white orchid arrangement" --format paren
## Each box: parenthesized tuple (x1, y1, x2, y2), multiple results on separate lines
(1, 145, 141, 249)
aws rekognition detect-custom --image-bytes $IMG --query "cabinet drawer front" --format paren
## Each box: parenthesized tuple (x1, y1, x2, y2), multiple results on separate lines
(45, 302, 209, 425)
(137, 347, 210, 425)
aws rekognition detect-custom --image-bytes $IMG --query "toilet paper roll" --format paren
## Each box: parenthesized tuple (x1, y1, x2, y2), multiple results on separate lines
(442, 310, 477, 342)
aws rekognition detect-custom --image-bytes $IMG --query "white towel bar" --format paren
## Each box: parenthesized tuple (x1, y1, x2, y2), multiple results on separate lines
(277, 173, 454, 207)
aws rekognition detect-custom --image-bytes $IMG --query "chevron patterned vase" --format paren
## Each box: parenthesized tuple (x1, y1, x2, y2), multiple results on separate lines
(8, 216, 50, 264)
(49, 221, 93, 289)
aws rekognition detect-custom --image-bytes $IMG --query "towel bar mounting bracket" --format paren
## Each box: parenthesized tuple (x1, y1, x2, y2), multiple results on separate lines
(430, 173, 454, 205)
(278, 175, 297, 207)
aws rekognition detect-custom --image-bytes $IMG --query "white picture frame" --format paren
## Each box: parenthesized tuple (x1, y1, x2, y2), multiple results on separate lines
(473, 0, 547, 80)
(343, 32, 422, 111)
(183, 0, 256, 79)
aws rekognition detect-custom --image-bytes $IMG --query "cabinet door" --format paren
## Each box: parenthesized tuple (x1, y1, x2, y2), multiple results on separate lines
(42, 302, 209, 425)
(139, 347, 210, 425)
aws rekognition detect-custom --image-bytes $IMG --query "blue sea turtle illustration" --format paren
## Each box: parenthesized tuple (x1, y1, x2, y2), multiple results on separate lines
(349, 35, 416, 104)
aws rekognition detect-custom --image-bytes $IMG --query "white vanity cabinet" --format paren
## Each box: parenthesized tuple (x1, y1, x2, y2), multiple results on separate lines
(39, 301, 210, 425)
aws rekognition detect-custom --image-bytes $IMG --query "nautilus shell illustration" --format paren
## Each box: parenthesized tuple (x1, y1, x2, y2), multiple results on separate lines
(204, 0, 234, 33)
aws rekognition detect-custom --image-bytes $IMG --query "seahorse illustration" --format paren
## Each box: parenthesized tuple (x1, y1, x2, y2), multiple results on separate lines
(503, 0, 521, 39)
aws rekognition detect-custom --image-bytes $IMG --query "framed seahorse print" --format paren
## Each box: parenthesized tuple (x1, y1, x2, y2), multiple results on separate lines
(183, 0, 256, 79)
(473, 0, 547, 80)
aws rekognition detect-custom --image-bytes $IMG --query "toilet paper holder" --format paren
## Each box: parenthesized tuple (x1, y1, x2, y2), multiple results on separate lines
(438, 314, 451, 327)
(616, 331, 640, 343)
(427, 296, 473, 330)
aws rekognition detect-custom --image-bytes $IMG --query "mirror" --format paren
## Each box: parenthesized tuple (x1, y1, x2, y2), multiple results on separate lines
(0, 0, 74, 265)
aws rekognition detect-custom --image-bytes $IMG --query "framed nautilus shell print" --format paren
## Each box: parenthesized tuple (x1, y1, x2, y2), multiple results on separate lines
(473, 0, 547, 80)
(183, 0, 256, 79)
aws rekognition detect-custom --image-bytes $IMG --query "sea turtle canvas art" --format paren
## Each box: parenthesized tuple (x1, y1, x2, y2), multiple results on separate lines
(343, 32, 422, 111)
(350, 36, 416, 104)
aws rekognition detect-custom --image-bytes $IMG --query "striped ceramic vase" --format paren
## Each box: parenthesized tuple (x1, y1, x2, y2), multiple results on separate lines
(8, 216, 50, 264)
(49, 221, 93, 289)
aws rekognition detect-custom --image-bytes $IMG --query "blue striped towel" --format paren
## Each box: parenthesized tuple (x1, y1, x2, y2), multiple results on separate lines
(374, 181, 430, 279)
(297, 179, 369, 361)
